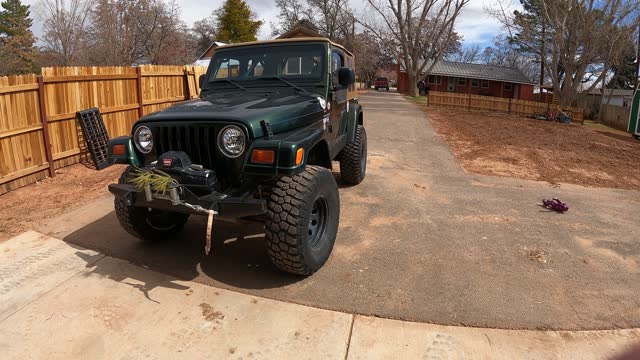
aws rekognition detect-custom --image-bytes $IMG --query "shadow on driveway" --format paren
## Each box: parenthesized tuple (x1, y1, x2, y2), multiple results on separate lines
(64, 212, 303, 291)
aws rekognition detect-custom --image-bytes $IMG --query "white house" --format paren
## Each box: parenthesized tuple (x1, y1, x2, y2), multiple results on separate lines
(583, 89, 634, 108)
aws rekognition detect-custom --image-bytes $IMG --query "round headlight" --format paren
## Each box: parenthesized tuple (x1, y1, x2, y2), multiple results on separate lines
(134, 125, 153, 154)
(218, 125, 246, 158)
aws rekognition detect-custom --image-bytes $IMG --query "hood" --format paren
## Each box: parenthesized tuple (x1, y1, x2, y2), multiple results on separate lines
(137, 91, 325, 138)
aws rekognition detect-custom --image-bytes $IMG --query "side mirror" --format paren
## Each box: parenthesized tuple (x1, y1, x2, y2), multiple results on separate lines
(199, 74, 206, 89)
(338, 67, 355, 87)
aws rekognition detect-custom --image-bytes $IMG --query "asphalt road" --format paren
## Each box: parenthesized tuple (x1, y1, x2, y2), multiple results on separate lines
(52, 91, 640, 330)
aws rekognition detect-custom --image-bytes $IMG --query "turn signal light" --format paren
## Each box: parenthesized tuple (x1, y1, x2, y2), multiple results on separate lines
(112, 144, 126, 156)
(251, 149, 275, 164)
(296, 148, 304, 165)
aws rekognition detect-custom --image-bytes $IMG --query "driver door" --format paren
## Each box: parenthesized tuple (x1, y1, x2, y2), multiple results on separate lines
(329, 48, 348, 156)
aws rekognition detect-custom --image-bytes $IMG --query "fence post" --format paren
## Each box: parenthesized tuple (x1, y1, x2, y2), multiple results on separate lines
(136, 67, 144, 118)
(426, 92, 430, 107)
(467, 92, 471, 112)
(184, 66, 192, 100)
(508, 98, 512, 114)
(37, 75, 55, 178)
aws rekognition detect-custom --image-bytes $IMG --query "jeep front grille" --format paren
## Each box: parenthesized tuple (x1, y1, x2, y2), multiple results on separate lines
(153, 124, 222, 170)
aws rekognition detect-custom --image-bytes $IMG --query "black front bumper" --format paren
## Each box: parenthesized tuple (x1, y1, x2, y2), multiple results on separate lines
(108, 183, 267, 218)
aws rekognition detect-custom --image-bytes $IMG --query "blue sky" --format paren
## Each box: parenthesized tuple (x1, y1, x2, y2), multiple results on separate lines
(24, 0, 520, 49)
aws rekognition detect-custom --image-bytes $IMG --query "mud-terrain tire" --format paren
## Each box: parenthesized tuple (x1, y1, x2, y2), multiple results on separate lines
(265, 166, 340, 275)
(114, 171, 189, 242)
(338, 125, 367, 185)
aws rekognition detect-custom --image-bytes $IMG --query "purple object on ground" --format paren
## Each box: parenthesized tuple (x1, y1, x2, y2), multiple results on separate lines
(543, 198, 569, 212)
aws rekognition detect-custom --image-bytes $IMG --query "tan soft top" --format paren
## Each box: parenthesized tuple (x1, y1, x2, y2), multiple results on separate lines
(216, 37, 354, 57)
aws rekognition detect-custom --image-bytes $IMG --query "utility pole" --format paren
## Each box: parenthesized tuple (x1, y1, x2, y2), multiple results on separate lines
(540, 22, 546, 88)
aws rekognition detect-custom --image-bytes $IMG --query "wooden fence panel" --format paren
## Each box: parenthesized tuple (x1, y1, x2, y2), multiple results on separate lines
(140, 65, 188, 115)
(0, 74, 49, 193)
(0, 64, 209, 194)
(428, 91, 585, 123)
(41, 66, 140, 168)
(469, 94, 510, 113)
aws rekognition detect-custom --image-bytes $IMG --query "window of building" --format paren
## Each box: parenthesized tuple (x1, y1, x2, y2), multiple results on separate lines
(428, 75, 441, 84)
(457, 78, 466, 86)
(504, 83, 513, 91)
(471, 79, 479, 87)
(481, 79, 489, 88)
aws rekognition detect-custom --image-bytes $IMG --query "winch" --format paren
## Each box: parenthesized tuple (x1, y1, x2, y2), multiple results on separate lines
(155, 151, 217, 194)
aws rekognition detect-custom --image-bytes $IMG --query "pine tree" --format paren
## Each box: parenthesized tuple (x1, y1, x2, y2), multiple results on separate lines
(215, 0, 262, 43)
(0, 0, 37, 75)
(607, 52, 636, 90)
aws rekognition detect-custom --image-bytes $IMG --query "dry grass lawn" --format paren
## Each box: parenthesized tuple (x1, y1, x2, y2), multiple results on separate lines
(414, 103, 640, 190)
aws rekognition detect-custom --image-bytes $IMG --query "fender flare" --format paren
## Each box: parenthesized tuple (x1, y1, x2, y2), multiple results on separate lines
(346, 103, 363, 143)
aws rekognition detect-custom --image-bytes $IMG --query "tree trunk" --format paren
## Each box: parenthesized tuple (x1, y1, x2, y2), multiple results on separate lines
(408, 71, 417, 97)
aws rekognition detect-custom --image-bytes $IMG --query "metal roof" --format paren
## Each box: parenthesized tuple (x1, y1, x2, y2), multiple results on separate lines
(402, 60, 535, 85)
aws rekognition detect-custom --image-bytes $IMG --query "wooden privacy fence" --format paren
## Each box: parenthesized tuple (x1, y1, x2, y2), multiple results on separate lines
(427, 91, 584, 123)
(0, 65, 208, 194)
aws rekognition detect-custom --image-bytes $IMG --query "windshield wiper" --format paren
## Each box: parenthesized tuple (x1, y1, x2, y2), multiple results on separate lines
(210, 78, 246, 91)
(257, 76, 310, 95)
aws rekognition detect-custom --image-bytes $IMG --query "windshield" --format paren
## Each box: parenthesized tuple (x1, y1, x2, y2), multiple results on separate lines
(207, 44, 326, 83)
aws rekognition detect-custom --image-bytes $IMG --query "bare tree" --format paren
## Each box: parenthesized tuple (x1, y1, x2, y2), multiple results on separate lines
(360, 0, 469, 96)
(37, 0, 93, 66)
(132, 0, 189, 64)
(193, 14, 217, 55)
(88, 0, 141, 66)
(447, 43, 481, 63)
(272, 0, 354, 43)
(500, 0, 640, 107)
(480, 35, 538, 80)
(350, 32, 394, 87)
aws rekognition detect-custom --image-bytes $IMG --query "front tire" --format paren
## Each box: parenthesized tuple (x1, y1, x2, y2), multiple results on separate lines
(114, 170, 189, 242)
(265, 166, 340, 275)
(115, 199, 189, 242)
(339, 125, 367, 185)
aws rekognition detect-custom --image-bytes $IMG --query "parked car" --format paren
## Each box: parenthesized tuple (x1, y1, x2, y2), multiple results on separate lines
(107, 37, 367, 276)
(374, 77, 390, 91)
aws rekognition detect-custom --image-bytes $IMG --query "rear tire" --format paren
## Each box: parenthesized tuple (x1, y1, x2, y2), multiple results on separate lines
(265, 166, 340, 275)
(338, 125, 367, 185)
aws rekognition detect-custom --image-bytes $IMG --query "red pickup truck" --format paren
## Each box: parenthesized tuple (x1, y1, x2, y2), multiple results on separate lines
(374, 77, 390, 91)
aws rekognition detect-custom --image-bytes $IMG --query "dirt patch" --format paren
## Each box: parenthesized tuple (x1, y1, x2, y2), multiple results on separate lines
(424, 107, 640, 190)
(199, 303, 225, 322)
(0, 164, 124, 242)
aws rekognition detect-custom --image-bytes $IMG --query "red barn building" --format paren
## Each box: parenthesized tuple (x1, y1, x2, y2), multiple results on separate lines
(397, 61, 535, 101)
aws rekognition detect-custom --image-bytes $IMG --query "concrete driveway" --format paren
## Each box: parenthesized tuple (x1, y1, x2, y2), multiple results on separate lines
(42, 91, 640, 331)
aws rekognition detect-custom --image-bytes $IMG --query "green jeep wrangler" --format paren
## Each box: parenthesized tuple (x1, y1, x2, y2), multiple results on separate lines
(107, 37, 367, 275)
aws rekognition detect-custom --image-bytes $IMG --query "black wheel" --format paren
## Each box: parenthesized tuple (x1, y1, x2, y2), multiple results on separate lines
(265, 166, 340, 275)
(634, 134, 640, 140)
(338, 125, 367, 185)
(114, 170, 189, 242)
(375, 87, 379, 90)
